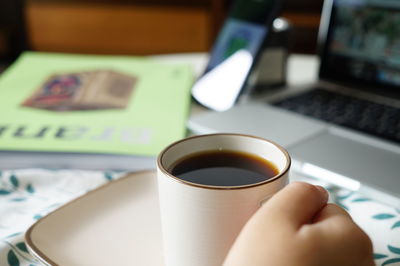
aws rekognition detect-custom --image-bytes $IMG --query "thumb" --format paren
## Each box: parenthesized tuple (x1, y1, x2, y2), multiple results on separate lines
(258, 182, 329, 230)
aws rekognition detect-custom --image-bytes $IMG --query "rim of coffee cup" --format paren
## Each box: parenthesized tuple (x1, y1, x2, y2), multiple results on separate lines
(157, 133, 291, 190)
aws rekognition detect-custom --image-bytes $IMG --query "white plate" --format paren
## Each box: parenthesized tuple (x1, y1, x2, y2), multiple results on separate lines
(25, 171, 164, 266)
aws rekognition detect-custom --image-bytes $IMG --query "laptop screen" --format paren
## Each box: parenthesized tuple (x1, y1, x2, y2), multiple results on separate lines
(319, 0, 400, 93)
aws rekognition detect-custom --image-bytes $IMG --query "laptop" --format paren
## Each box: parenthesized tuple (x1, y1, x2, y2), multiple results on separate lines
(188, 0, 400, 207)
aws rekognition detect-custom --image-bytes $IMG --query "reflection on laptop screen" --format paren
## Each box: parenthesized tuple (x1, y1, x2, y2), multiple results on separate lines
(321, 0, 400, 90)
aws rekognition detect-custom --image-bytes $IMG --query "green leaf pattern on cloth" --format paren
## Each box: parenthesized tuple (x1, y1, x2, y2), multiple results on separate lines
(375, 254, 390, 259)
(25, 184, 34, 194)
(392, 221, 400, 230)
(0, 190, 11, 195)
(9, 175, 19, 190)
(15, 243, 28, 254)
(351, 197, 371, 202)
(388, 246, 400, 255)
(7, 250, 19, 266)
(104, 172, 114, 181)
(373, 214, 397, 220)
(382, 258, 400, 266)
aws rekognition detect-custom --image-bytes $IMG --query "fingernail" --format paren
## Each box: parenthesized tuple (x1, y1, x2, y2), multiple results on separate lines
(315, 185, 329, 202)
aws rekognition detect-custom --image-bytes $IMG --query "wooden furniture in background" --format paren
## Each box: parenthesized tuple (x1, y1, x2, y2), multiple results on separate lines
(0, 0, 323, 61)
(25, 0, 226, 55)
(0, 0, 26, 62)
(281, 0, 323, 54)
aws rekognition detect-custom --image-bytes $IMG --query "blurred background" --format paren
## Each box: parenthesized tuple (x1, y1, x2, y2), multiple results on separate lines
(0, 0, 322, 64)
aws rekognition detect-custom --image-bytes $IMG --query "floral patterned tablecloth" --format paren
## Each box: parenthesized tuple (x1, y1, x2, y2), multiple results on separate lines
(0, 169, 399, 266)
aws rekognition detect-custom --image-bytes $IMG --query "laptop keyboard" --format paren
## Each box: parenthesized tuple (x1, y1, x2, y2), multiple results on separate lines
(272, 88, 400, 144)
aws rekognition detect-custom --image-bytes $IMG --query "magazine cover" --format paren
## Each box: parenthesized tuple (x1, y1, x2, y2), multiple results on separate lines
(0, 52, 193, 157)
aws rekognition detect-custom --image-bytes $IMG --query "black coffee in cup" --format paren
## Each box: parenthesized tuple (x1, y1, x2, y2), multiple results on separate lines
(170, 150, 279, 186)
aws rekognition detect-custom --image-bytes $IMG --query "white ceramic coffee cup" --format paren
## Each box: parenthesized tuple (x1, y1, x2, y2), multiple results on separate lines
(157, 133, 290, 266)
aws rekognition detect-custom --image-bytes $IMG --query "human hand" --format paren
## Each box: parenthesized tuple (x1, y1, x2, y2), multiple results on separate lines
(224, 182, 375, 266)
